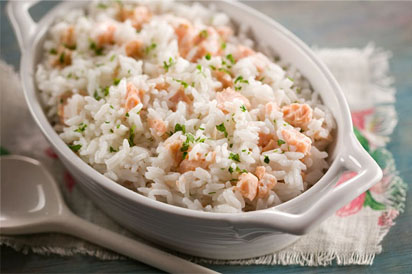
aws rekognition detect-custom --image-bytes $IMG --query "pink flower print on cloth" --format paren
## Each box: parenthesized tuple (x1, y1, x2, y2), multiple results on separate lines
(335, 172, 366, 217)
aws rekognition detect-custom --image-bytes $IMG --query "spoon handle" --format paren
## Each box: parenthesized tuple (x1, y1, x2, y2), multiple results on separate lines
(54, 213, 218, 274)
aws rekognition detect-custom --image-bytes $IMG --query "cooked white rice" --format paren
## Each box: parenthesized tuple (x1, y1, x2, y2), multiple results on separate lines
(36, 0, 336, 213)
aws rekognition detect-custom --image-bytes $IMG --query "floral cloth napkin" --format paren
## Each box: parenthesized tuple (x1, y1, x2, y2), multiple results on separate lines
(0, 44, 407, 266)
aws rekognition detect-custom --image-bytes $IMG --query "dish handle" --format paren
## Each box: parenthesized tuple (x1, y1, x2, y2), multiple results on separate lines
(229, 133, 383, 235)
(7, 0, 40, 51)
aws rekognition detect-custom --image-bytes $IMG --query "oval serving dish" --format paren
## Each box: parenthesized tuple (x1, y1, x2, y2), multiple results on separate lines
(7, 0, 382, 260)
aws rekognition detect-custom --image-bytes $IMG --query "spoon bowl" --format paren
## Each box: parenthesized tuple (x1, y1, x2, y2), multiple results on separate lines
(0, 155, 216, 274)
(0, 155, 68, 234)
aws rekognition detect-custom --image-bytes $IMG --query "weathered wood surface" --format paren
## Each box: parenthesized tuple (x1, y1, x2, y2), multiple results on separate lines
(1, 1, 411, 273)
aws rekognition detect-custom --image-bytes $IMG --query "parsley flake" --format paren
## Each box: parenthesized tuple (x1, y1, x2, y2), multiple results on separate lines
(264, 155, 270, 164)
(102, 86, 110, 96)
(216, 123, 228, 138)
(74, 123, 87, 133)
(174, 123, 186, 134)
(93, 90, 102, 101)
(277, 139, 286, 146)
(89, 40, 103, 55)
(205, 53, 211, 60)
(163, 57, 175, 72)
(240, 105, 247, 112)
(229, 152, 240, 162)
(199, 29, 208, 39)
(68, 144, 82, 152)
(144, 42, 157, 55)
(113, 78, 121, 86)
(173, 79, 189, 88)
(59, 52, 65, 64)
(128, 125, 136, 146)
(226, 54, 235, 64)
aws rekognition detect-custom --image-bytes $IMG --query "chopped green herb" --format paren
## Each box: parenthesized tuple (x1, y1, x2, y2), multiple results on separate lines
(97, 3, 108, 9)
(287, 76, 294, 82)
(49, 48, 57, 55)
(89, 40, 103, 55)
(221, 42, 226, 50)
(105, 121, 110, 124)
(128, 125, 136, 146)
(109, 146, 117, 152)
(144, 42, 157, 55)
(196, 64, 202, 71)
(185, 133, 195, 143)
(277, 139, 286, 146)
(116, 124, 120, 129)
(258, 77, 265, 82)
(173, 78, 189, 88)
(110, 105, 114, 109)
(110, 129, 114, 133)
(63, 44, 76, 50)
(218, 67, 231, 75)
(242, 149, 247, 152)
(199, 127, 205, 130)
(182, 151, 188, 159)
(174, 123, 186, 134)
(228, 166, 234, 173)
(59, 52, 65, 64)
(209, 65, 216, 70)
(67, 73, 72, 78)
(68, 144, 81, 152)
(234, 75, 249, 84)
(208, 191, 216, 195)
(113, 78, 121, 86)
(235, 166, 247, 173)
(110, 54, 116, 61)
(163, 57, 175, 72)
(264, 155, 270, 164)
(74, 123, 87, 133)
(296, 88, 302, 94)
(195, 136, 206, 143)
(199, 29, 208, 39)
(102, 86, 110, 96)
(226, 54, 235, 64)
(93, 90, 102, 100)
(240, 105, 247, 112)
(300, 128, 304, 133)
(181, 143, 189, 153)
(205, 53, 211, 60)
(229, 152, 240, 162)
(229, 143, 233, 148)
(125, 112, 129, 117)
(216, 123, 228, 138)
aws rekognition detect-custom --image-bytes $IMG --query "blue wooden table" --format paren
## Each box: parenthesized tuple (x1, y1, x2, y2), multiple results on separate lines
(1, 1, 411, 273)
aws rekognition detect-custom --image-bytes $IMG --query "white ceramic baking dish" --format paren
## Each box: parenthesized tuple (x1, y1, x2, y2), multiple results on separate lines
(7, 0, 382, 260)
